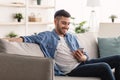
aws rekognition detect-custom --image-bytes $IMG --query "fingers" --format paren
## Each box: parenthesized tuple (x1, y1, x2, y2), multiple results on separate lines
(72, 50, 83, 61)
(72, 50, 83, 56)
(77, 50, 83, 56)
(73, 53, 81, 61)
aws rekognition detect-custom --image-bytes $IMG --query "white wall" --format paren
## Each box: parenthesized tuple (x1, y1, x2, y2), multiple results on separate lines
(55, 0, 120, 32)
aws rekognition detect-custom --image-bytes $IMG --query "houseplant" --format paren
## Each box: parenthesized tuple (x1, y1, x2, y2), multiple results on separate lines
(6, 32, 18, 38)
(14, 13, 23, 22)
(109, 15, 117, 23)
(71, 17, 89, 33)
(74, 21, 89, 33)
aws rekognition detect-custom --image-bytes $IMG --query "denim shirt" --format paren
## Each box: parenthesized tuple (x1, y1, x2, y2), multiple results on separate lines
(22, 30, 88, 76)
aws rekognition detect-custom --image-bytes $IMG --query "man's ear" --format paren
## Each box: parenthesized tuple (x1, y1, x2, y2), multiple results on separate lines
(54, 18, 58, 25)
(54, 19, 56, 24)
(54, 18, 57, 22)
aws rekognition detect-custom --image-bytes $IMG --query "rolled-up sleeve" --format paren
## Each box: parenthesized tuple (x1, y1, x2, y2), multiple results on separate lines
(20, 32, 47, 43)
(83, 52, 89, 60)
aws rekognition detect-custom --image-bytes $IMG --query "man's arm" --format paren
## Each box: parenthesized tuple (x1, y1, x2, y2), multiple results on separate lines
(3, 37, 24, 42)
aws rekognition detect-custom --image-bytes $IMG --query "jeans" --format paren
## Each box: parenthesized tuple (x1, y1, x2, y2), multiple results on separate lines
(67, 55, 120, 80)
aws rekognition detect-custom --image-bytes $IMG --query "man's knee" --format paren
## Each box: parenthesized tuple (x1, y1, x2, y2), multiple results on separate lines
(99, 62, 111, 72)
(113, 55, 120, 60)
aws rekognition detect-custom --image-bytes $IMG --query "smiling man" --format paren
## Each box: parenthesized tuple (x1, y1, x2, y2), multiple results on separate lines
(5, 9, 120, 80)
(54, 14, 70, 36)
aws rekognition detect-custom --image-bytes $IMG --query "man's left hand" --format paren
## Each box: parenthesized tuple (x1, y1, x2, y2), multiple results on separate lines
(72, 49, 87, 62)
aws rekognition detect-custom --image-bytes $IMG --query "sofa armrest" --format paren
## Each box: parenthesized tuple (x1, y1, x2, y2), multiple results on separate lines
(0, 53, 53, 80)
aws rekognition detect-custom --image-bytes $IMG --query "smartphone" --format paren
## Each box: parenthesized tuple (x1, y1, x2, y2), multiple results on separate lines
(79, 48, 84, 53)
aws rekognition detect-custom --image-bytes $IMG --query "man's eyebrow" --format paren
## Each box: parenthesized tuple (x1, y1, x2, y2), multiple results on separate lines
(61, 21, 70, 25)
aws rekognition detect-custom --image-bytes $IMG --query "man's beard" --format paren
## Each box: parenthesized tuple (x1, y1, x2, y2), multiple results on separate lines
(56, 24, 68, 35)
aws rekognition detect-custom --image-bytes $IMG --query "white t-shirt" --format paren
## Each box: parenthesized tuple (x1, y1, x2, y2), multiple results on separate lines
(54, 36, 80, 74)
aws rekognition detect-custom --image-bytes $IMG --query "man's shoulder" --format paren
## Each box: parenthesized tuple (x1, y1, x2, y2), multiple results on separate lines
(67, 32, 76, 38)
(38, 31, 52, 35)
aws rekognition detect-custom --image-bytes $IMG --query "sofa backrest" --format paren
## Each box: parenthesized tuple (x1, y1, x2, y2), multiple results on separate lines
(76, 32, 98, 59)
(0, 39, 44, 57)
(0, 32, 98, 59)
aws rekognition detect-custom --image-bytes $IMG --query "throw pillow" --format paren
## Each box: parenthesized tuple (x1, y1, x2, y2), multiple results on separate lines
(98, 36, 120, 58)
(0, 39, 44, 57)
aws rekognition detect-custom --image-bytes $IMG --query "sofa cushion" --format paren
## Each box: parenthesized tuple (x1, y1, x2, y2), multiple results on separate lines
(76, 32, 98, 59)
(0, 39, 44, 57)
(98, 36, 120, 58)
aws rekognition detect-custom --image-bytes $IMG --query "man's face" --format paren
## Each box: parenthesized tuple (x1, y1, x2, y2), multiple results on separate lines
(54, 16, 70, 36)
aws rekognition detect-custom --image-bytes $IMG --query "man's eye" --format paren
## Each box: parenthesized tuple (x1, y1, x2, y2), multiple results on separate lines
(62, 22, 66, 25)
(61, 21, 70, 25)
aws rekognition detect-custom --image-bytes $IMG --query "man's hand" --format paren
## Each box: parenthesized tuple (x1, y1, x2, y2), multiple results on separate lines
(72, 49, 87, 62)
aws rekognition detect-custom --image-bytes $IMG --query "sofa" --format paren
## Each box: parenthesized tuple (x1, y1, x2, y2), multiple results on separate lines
(0, 32, 101, 80)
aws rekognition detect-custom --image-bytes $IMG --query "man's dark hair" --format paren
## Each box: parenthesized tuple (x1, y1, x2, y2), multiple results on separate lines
(54, 9, 71, 18)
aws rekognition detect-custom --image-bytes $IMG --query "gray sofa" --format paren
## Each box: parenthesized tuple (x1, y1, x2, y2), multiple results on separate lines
(0, 32, 101, 80)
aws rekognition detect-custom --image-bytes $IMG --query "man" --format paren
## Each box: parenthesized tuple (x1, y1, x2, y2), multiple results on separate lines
(6, 9, 120, 80)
